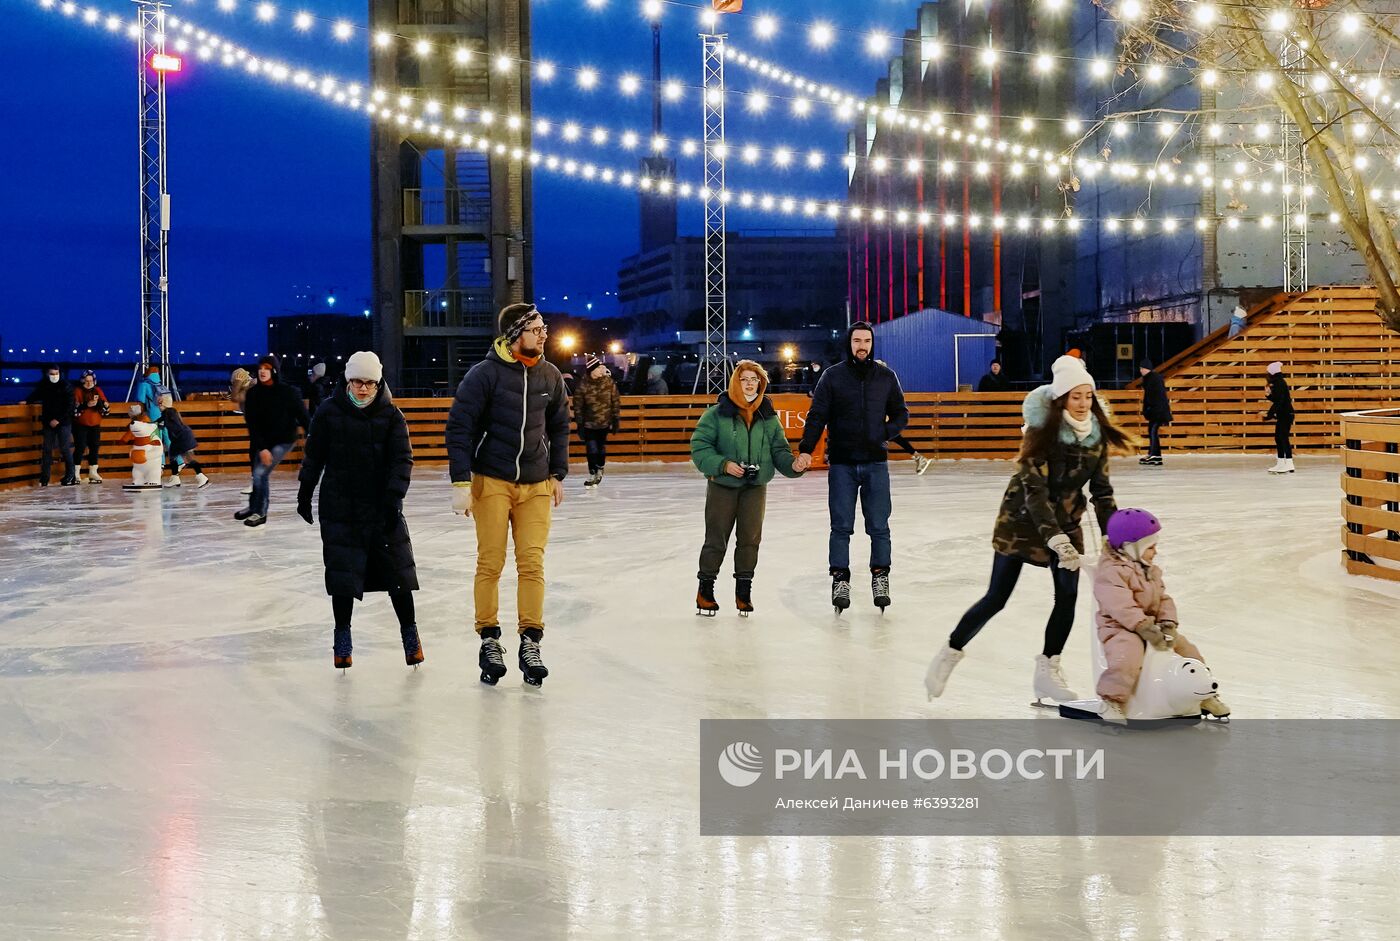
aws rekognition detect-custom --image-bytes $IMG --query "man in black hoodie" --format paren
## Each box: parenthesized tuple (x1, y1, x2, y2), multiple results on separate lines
(446, 303, 570, 688)
(25, 365, 78, 486)
(235, 354, 310, 527)
(795, 322, 910, 613)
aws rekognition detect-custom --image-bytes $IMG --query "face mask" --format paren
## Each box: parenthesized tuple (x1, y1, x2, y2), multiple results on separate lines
(48, 375, 59, 383)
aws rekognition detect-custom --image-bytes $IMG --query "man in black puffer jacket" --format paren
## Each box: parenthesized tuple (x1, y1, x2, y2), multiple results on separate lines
(796, 322, 910, 612)
(236, 353, 310, 527)
(25, 364, 78, 486)
(446, 303, 570, 688)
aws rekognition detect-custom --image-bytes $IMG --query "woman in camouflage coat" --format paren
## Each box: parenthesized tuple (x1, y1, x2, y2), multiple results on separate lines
(924, 355, 1134, 706)
(575, 354, 620, 487)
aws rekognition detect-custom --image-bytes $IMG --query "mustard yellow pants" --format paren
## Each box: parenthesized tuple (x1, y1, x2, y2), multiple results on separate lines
(472, 475, 554, 634)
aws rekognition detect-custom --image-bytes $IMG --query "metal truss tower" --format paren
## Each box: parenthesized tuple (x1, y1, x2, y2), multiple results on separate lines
(697, 32, 729, 395)
(1280, 35, 1308, 292)
(136, 0, 173, 389)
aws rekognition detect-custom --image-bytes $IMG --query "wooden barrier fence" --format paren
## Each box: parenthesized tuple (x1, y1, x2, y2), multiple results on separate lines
(1341, 408, 1400, 583)
(0, 385, 1365, 491)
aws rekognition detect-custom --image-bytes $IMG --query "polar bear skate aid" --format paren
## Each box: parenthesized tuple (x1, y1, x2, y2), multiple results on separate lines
(1059, 623, 1225, 729)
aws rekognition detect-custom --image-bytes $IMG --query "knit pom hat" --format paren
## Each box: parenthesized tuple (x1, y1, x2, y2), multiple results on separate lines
(497, 303, 539, 343)
(1107, 508, 1162, 562)
(344, 350, 383, 383)
(1049, 354, 1096, 398)
(1267, 361, 1284, 375)
(584, 354, 604, 373)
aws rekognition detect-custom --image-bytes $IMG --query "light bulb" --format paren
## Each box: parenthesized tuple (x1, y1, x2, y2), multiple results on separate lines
(810, 22, 834, 48)
(755, 15, 777, 39)
(866, 32, 891, 56)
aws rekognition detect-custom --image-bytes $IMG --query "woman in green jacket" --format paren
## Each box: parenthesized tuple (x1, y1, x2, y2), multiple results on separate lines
(690, 360, 804, 616)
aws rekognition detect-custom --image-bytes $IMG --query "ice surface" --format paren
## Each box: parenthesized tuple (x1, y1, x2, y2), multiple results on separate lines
(2, 457, 1399, 939)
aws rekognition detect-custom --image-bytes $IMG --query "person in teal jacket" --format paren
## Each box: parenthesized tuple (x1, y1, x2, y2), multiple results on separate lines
(690, 360, 805, 617)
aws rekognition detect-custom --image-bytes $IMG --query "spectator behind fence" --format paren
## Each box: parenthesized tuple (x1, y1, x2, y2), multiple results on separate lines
(72, 370, 110, 484)
(977, 360, 1010, 393)
(26, 365, 78, 487)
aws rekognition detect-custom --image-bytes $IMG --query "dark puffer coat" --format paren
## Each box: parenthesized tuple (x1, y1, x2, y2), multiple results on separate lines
(798, 333, 910, 465)
(161, 407, 198, 456)
(446, 337, 570, 484)
(297, 385, 418, 599)
(1265, 373, 1294, 419)
(26, 376, 73, 426)
(1140, 370, 1173, 425)
(244, 358, 310, 453)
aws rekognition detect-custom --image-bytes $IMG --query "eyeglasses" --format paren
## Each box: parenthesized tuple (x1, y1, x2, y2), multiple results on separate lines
(348, 379, 380, 389)
(526, 324, 549, 337)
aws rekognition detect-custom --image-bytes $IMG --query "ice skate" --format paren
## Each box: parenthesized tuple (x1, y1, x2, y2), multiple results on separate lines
(400, 623, 425, 667)
(240, 486, 253, 496)
(1100, 700, 1129, 725)
(912, 454, 932, 476)
(872, 568, 891, 612)
(1200, 695, 1231, 722)
(88, 465, 103, 484)
(923, 645, 965, 700)
(735, 577, 754, 617)
(60, 475, 79, 486)
(1267, 458, 1294, 474)
(234, 508, 255, 520)
(163, 475, 181, 488)
(831, 569, 851, 614)
(696, 577, 719, 617)
(478, 629, 508, 685)
(333, 627, 352, 671)
(584, 468, 604, 488)
(194, 472, 210, 489)
(1031, 654, 1080, 707)
(519, 630, 549, 687)
(243, 513, 267, 528)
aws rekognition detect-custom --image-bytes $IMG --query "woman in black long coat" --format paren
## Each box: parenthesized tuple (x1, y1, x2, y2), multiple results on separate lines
(297, 351, 421, 670)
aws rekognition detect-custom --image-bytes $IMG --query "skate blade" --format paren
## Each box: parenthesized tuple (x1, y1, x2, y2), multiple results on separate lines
(1029, 699, 1064, 709)
(696, 609, 718, 618)
(1202, 713, 1231, 724)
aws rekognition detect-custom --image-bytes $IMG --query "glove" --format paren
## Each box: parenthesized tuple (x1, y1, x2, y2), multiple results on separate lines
(1046, 533, 1082, 572)
(296, 484, 314, 525)
(1135, 617, 1170, 650)
(452, 483, 473, 516)
(1158, 620, 1179, 650)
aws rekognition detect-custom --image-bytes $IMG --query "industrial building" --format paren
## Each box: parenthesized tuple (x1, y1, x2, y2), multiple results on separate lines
(370, 0, 533, 395)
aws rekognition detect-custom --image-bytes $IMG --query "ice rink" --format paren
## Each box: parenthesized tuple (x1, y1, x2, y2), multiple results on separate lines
(3, 456, 1399, 939)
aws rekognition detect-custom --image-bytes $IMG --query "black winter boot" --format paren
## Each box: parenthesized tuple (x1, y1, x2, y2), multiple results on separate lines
(735, 576, 754, 616)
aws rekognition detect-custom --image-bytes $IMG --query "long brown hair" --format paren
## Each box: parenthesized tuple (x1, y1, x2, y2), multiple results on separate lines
(1018, 392, 1135, 463)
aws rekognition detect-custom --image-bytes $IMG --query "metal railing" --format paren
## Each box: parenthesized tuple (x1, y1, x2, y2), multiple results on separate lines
(404, 290, 494, 329)
(402, 188, 491, 228)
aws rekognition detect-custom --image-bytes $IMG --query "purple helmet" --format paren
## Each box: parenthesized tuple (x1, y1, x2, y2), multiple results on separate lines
(1106, 508, 1162, 550)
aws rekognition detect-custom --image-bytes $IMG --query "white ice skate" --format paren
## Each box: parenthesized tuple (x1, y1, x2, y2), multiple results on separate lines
(87, 465, 103, 484)
(195, 472, 211, 489)
(1031, 654, 1080, 708)
(923, 645, 965, 700)
(913, 454, 932, 476)
(163, 475, 182, 488)
(1267, 458, 1295, 474)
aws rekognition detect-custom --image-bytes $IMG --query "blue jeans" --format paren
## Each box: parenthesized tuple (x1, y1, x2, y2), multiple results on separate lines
(1147, 422, 1163, 458)
(249, 442, 293, 516)
(827, 462, 892, 572)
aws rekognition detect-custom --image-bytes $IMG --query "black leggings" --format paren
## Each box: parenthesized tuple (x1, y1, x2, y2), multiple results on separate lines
(332, 591, 416, 630)
(170, 450, 203, 474)
(581, 428, 610, 472)
(73, 425, 101, 466)
(948, 552, 1080, 657)
(1274, 415, 1294, 459)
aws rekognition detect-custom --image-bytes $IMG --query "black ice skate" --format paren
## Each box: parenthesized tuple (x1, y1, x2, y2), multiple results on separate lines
(696, 577, 720, 617)
(735, 576, 754, 617)
(584, 468, 604, 488)
(400, 623, 425, 667)
(478, 628, 508, 685)
(519, 629, 549, 687)
(333, 626, 353, 671)
(831, 569, 852, 614)
(872, 568, 891, 612)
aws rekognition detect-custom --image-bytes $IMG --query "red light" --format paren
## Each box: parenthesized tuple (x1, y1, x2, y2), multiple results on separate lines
(150, 53, 183, 73)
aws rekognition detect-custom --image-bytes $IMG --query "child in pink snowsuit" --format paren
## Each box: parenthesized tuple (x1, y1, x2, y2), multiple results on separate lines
(1095, 509, 1229, 718)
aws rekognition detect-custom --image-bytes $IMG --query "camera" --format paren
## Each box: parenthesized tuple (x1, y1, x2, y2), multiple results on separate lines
(740, 463, 760, 483)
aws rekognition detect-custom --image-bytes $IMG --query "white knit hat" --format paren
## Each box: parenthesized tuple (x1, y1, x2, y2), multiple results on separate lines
(1049, 354, 1096, 398)
(1266, 361, 1284, 375)
(344, 351, 383, 383)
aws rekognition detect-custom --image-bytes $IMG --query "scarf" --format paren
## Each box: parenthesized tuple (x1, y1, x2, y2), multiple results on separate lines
(1063, 411, 1094, 442)
(512, 350, 542, 368)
